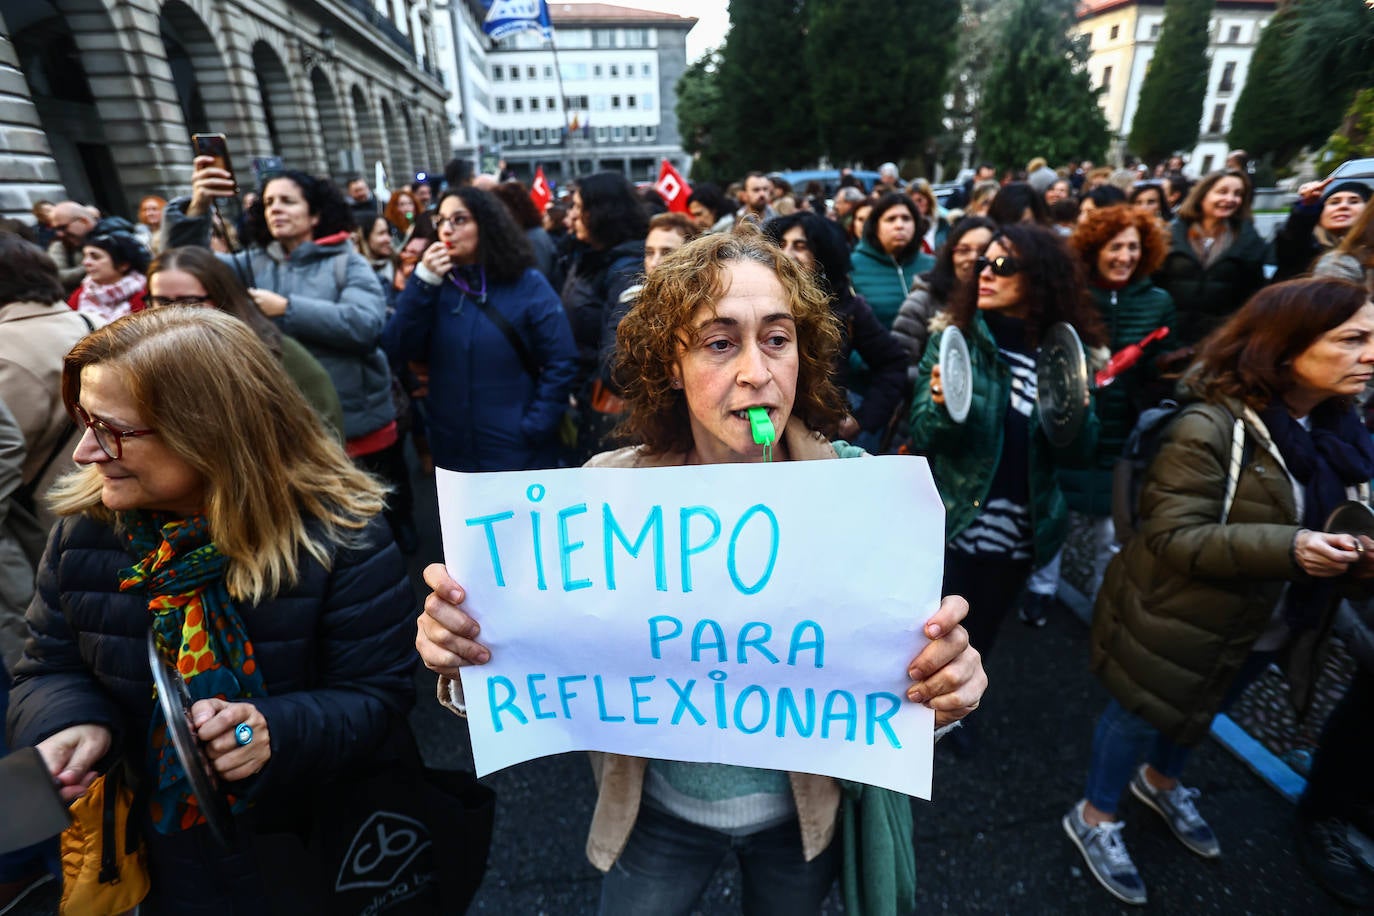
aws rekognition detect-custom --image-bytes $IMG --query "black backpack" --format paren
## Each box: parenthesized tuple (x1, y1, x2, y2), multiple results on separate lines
(1111, 399, 1245, 543)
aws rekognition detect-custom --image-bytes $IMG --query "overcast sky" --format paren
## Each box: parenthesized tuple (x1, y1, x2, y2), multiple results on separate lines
(563, 0, 730, 62)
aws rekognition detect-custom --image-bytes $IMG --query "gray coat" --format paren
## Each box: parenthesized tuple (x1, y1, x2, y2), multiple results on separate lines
(891, 275, 941, 368)
(1312, 250, 1373, 293)
(165, 201, 393, 440)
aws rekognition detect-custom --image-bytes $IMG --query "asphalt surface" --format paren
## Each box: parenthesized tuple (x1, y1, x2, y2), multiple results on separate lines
(11, 461, 1357, 914)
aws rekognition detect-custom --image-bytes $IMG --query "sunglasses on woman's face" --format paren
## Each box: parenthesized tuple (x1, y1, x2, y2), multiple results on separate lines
(975, 255, 1022, 277)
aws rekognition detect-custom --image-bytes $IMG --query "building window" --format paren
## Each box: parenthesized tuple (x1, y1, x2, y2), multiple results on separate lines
(596, 126, 609, 141)
(642, 92, 654, 109)
(628, 125, 638, 140)
(500, 129, 512, 145)
(1201, 154, 1215, 173)
(491, 66, 503, 81)
(611, 95, 621, 109)
(626, 28, 646, 48)
(495, 98, 507, 113)
(1219, 61, 1236, 92)
(547, 96, 557, 109)
(595, 29, 613, 48)
(533, 128, 544, 144)
(526, 66, 536, 79)
(1150, 22, 1160, 39)
(592, 95, 607, 112)
(593, 64, 603, 78)
(627, 95, 637, 109)
(509, 66, 520, 80)
(1101, 66, 1112, 92)
(560, 63, 587, 80)
(530, 97, 540, 111)
(610, 64, 619, 77)
(1109, 24, 1119, 40)
(516, 129, 527, 144)
(644, 125, 656, 142)
(513, 98, 523, 112)
(642, 63, 651, 77)
(544, 66, 553, 79)
(1208, 103, 1226, 134)
(612, 126, 624, 141)
(1227, 25, 1242, 43)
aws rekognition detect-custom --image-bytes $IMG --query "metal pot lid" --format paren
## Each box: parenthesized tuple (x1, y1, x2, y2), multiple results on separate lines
(1036, 322, 1089, 448)
(939, 325, 974, 424)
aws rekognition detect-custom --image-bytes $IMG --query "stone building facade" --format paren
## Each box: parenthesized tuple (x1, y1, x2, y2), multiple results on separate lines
(0, 0, 449, 223)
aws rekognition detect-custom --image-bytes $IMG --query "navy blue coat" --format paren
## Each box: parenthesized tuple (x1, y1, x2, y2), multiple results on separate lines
(388, 267, 578, 472)
(6, 512, 417, 801)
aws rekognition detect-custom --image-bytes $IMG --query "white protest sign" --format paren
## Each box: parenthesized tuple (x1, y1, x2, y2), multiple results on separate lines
(439, 455, 945, 798)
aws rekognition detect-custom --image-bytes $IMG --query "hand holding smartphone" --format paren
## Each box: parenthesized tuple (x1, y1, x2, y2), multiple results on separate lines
(189, 133, 240, 218)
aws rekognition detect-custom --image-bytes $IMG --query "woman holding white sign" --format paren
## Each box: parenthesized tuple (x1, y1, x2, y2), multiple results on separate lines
(416, 230, 987, 915)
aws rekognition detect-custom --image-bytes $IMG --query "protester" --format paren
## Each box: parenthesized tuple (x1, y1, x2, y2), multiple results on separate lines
(765, 211, 908, 443)
(908, 178, 950, 257)
(846, 198, 873, 248)
(1059, 206, 1174, 601)
(1064, 277, 1374, 907)
(135, 195, 166, 255)
(1153, 169, 1266, 352)
(47, 201, 100, 293)
(1077, 185, 1127, 224)
(1129, 183, 1171, 223)
(987, 182, 1050, 226)
(1313, 199, 1374, 292)
(850, 192, 933, 328)
(492, 180, 559, 284)
(145, 246, 344, 439)
(67, 223, 151, 325)
(355, 214, 398, 303)
(414, 229, 988, 913)
(561, 173, 647, 459)
(384, 188, 420, 234)
(345, 176, 379, 225)
(388, 187, 577, 472)
(910, 224, 1103, 700)
(7, 307, 417, 915)
(736, 172, 777, 225)
(1272, 177, 1370, 282)
(892, 216, 997, 368)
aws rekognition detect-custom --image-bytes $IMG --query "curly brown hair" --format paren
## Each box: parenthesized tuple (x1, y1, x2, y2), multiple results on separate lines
(946, 223, 1105, 348)
(1194, 277, 1371, 410)
(1069, 205, 1171, 284)
(612, 228, 847, 455)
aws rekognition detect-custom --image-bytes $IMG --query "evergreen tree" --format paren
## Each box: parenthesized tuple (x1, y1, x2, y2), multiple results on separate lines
(676, 51, 732, 183)
(935, 0, 1012, 176)
(1129, 0, 1215, 165)
(711, 0, 818, 176)
(1227, 3, 1313, 165)
(806, 0, 960, 168)
(977, 0, 1108, 169)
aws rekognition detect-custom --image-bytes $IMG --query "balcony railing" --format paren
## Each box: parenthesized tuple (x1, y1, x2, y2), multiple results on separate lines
(342, 0, 416, 58)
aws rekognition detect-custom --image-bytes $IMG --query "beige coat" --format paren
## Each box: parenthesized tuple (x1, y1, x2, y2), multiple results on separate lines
(436, 419, 846, 871)
(0, 299, 90, 668)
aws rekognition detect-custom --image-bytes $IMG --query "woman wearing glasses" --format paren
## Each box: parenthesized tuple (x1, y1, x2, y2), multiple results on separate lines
(387, 187, 578, 472)
(145, 247, 344, 439)
(7, 308, 417, 914)
(910, 223, 1103, 686)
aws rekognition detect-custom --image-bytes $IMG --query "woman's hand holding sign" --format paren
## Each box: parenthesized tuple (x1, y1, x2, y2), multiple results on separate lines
(417, 563, 490, 675)
(417, 563, 987, 730)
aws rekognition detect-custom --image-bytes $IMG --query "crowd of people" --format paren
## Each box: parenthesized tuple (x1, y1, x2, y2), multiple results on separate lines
(1, 143, 1372, 914)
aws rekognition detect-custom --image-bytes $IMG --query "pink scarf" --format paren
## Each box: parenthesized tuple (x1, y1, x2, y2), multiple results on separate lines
(74, 271, 145, 325)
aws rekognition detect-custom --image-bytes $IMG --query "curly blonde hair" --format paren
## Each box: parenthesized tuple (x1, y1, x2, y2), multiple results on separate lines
(612, 228, 847, 455)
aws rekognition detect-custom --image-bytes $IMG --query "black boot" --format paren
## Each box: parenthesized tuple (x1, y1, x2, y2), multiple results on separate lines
(1296, 816, 1374, 909)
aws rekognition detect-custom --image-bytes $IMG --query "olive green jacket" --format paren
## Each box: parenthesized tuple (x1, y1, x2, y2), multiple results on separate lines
(1090, 397, 1366, 745)
(909, 311, 1100, 566)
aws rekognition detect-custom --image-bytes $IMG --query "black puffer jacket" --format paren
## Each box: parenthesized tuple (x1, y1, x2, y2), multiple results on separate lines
(7, 512, 417, 799)
(560, 240, 644, 392)
(1153, 219, 1266, 348)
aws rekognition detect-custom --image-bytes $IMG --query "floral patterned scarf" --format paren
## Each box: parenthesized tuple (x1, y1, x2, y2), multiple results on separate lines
(120, 512, 267, 834)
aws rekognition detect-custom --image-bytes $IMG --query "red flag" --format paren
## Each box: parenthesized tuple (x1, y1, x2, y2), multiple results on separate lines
(530, 166, 551, 213)
(653, 159, 690, 213)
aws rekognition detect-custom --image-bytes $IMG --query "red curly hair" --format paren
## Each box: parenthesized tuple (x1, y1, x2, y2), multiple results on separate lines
(1069, 205, 1170, 285)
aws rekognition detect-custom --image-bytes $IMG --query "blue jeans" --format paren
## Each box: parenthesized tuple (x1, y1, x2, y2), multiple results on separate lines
(599, 803, 839, 916)
(1084, 650, 1276, 815)
(0, 657, 60, 881)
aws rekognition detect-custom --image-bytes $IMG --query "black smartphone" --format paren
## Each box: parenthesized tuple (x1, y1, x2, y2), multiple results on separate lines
(192, 132, 237, 190)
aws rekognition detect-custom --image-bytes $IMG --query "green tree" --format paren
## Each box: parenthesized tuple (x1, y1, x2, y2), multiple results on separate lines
(711, 0, 818, 176)
(934, 0, 1012, 176)
(676, 50, 732, 183)
(977, 0, 1109, 169)
(1231, 0, 1374, 168)
(1129, 0, 1215, 165)
(1319, 87, 1374, 168)
(1228, 3, 1313, 163)
(806, 0, 960, 168)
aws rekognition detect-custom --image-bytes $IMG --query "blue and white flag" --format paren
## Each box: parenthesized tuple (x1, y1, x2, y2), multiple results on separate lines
(481, 0, 553, 40)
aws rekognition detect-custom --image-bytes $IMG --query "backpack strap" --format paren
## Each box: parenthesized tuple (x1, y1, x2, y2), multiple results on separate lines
(1221, 415, 1244, 523)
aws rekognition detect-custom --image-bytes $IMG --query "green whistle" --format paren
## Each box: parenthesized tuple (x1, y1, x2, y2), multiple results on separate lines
(748, 407, 775, 446)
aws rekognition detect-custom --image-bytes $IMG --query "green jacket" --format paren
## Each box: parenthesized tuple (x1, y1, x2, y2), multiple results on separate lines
(1089, 397, 1344, 745)
(1058, 279, 1175, 516)
(850, 239, 934, 329)
(909, 312, 1099, 566)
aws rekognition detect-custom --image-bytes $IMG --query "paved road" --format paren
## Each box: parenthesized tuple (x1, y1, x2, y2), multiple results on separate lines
(12, 462, 1350, 914)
